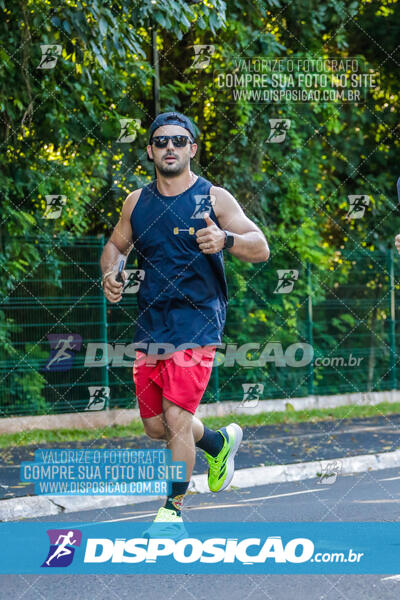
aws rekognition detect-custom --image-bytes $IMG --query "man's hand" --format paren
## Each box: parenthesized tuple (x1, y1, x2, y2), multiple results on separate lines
(196, 214, 226, 254)
(395, 234, 400, 254)
(103, 270, 127, 303)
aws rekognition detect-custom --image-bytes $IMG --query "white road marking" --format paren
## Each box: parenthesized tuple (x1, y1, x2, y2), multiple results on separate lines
(381, 575, 400, 581)
(186, 503, 249, 510)
(103, 511, 158, 523)
(378, 476, 400, 482)
(100, 502, 250, 523)
(242, 488, 328, 502)
(355, 499, 400, 503)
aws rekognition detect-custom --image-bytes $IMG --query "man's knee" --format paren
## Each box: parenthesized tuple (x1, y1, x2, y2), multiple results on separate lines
(142, 417, 166, 440)
(163, 399, 193, 434)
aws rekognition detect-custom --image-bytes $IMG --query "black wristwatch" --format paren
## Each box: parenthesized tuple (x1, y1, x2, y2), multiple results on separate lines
(223, 230, 235, 249)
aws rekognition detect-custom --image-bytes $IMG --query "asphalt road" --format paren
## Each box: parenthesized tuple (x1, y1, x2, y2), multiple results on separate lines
(2, 466, 400, 599)
(2, 413, 400, 499)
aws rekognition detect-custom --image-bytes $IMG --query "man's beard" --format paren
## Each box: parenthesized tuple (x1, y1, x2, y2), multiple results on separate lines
(155, 155, 188, 177)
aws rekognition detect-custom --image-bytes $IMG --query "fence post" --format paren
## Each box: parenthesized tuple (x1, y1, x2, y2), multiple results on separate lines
(150, 17, 160, 118)
(388, 248, 397, 390)
(306, 262, 314, 395)
(99, 235, 110, 409)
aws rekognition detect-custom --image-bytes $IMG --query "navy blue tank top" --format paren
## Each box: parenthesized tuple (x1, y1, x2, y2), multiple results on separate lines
(130, 174, 228, 351)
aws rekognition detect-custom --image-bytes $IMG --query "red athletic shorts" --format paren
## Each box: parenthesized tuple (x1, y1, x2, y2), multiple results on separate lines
(133, 345, 216, 419)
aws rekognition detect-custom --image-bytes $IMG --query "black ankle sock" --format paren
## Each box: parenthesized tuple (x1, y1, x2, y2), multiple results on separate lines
(164, 481, 190, 516)
(196, 426, 225, 457)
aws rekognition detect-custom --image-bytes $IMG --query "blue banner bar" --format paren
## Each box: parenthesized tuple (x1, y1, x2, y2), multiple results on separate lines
(0, 522, 399, 574)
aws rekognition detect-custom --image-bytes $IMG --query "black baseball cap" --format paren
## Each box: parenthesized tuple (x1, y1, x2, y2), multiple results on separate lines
(148, 112, 196, 143)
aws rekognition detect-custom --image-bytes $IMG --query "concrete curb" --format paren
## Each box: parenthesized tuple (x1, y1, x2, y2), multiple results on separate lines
(2, 449, 400, 521)
(190, 449, 400, 493)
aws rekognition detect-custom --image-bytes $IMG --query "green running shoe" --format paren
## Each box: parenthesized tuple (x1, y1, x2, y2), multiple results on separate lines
(205, 423, 243, 492)
(142, 507, 187, 540)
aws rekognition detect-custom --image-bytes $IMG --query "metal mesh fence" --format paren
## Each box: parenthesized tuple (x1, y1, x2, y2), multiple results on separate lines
(1, 236, 398, 417)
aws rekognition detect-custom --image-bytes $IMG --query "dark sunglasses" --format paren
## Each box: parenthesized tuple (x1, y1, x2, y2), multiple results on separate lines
(151, 135, 193, 148)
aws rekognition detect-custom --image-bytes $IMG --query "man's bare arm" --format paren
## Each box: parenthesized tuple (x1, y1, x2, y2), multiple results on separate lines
(395, 234, 400, 254)
(196, 186, 269, 263)
(100, 189, 141, 303)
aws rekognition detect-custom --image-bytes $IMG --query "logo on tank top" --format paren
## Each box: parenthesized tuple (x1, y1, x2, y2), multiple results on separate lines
(191, 194, 216, 219)
(173, 227, 195, 235)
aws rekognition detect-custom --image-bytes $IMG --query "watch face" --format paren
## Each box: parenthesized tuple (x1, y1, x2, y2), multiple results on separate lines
(225, 232, 234, 248)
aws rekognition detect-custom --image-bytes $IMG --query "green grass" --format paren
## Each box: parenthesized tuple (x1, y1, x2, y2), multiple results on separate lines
(1, 401, 399, 448)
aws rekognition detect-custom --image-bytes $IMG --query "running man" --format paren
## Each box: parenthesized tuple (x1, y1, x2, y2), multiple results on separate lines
(100, 112, 270, 530)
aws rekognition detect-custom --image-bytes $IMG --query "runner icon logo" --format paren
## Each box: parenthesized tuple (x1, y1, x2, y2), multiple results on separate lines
(267, 119, 291, 143)
(191, 45, 215, 69)
(240, 383, 264, 407)
(41, 529, 82, 568)
(346, 195, 370, 219)
(123, 269, 145, 294)
(43, 334, 82, 372)
(43, 195, 67, 219)
(317, 460, 342, 485)
(274, 270, 299, 294)
(117, 118, 141, 143)
(86, 386, 110, 411)
(191, 195, 216, 219)
(37, 45, 62, 69)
